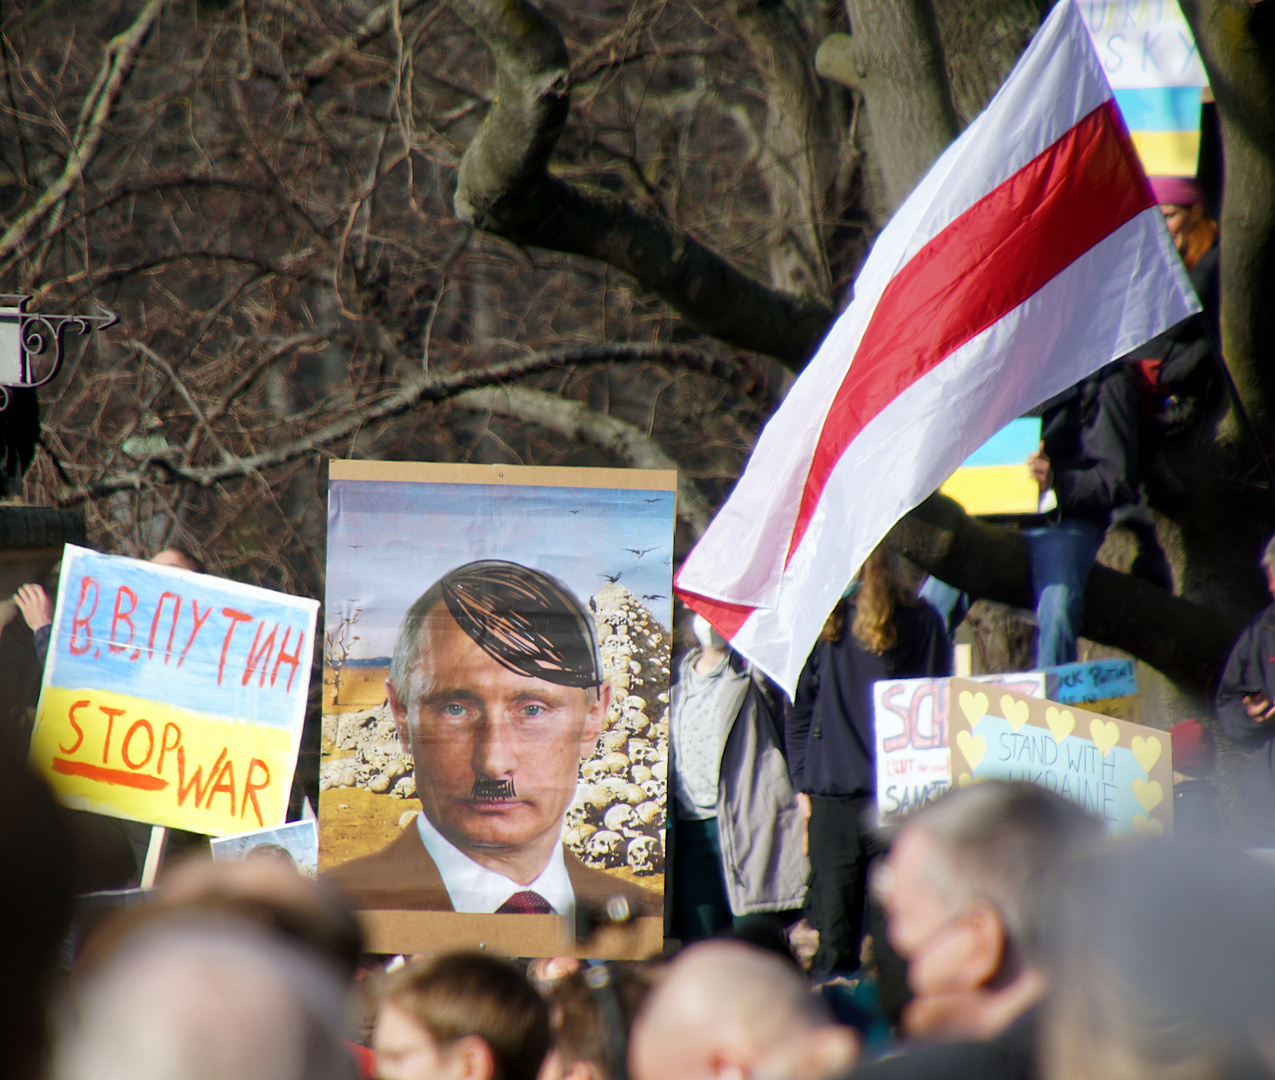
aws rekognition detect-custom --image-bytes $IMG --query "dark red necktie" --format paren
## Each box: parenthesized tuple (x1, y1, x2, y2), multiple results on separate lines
(496, 890, 554, 914)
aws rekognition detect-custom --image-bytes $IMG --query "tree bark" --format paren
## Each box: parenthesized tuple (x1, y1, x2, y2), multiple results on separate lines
(727, 0, 847, 297)
(817, 0, 960, 209)
(1178, 0, 1275, 442)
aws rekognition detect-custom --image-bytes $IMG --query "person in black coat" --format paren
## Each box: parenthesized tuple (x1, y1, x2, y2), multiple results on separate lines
(786, 544, 949, 978)
(1215, 534, 1275, 845)
(1025, 360, 1140, 667)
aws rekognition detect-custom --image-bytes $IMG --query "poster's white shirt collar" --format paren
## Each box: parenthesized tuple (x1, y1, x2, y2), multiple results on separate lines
(414, 810, 575, 914)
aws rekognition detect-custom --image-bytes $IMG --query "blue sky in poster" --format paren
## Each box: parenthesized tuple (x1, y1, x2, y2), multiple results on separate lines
(326, 479, 676, 660)
(45, 547, 317, 728)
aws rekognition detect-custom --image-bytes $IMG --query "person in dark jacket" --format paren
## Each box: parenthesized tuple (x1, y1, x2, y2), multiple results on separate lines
(1025, 361, 1140, 667)
(1214, 535, 1275, 845)
(786, 544, 949, 978)
(1125, 175, 1220, 435)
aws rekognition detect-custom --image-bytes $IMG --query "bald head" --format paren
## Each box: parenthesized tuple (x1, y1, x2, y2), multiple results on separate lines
(54, 921, 356, 1080)
(629, 942, 856, 1080)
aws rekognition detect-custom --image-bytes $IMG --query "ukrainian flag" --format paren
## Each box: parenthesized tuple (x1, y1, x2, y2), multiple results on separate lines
(1115, 86, 1203, 178)
(940, 417, 1043, 517)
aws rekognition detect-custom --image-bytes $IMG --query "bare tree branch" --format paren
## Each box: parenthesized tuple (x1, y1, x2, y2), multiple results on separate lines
(0, 0, 170, 264)
(52, 342, 747, 503)
(453, 384, 712, 534)
(443, 0, 835, 367)
(887, 493, 1249, 690)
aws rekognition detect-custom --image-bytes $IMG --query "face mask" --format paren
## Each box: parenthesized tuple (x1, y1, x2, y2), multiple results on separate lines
(692, 614, 727, 650)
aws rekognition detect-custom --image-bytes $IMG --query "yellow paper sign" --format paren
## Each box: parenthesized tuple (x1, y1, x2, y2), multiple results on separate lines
(30, 546, 317, 835)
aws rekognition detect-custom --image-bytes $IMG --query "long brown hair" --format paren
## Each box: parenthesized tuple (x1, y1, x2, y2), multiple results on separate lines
(1181, 214, 1217, 271)
(819, 545, 916, 654)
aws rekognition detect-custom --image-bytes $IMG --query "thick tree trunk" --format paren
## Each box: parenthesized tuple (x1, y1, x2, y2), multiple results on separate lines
(888, 494, 1248, 691)
(728, 0, 848, 297)
(1179, 0, 1275, 441)
(817, 0, 960, 209)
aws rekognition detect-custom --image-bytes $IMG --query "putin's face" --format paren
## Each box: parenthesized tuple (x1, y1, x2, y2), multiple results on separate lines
(388, 602, 607, 862)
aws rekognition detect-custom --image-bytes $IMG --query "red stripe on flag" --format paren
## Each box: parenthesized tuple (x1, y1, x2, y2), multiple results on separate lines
(787, 100, 1152, 562)
(52, 757, 170, 791)
(672, 586, 754, 640)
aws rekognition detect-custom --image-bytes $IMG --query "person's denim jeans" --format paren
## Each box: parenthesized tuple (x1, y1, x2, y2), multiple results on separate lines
(918, 576, 969, 642)
(1025, 518, 1107, 668)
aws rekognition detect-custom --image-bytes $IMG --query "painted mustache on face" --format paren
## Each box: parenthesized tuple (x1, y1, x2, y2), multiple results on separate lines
(472, 775, 517, 801)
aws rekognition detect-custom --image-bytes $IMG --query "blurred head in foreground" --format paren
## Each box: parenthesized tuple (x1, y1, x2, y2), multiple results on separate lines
(541, 963, 654, 1080)
(628, 940, 857, 1080)
(54, 918, 357, 1080)
(374, 953, 550, 1080)
(77, 855, 363, 985)
(1044, 842, 1275, 1080)
(874, 780, 1102, 1040)
(0, 727, 77, 1080)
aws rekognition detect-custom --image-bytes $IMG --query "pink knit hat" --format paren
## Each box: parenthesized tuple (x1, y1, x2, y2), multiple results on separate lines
(1149, 175, 1203, 207)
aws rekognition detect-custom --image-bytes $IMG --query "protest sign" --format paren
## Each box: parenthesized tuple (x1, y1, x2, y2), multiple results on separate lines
(320, 461, 673, 958)
(211, 819, 319, 878)
(875, 672, 1046, 820)
(1081, 1, 1208, 175)
(947, 677, 1172, 834)
(939, 417, 1042, 516)
(1047, 657, 1140, 723)
(29, 546, 317, 836)
(1046, 658, 1137, 703)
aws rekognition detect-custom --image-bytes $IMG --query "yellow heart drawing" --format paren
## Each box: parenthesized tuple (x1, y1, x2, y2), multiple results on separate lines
(958, 690, 989, 725)
(957, 773, 976, 788)
(1001, 696, 1030, 732)
(956, 730, 987, 770)
(1132, 814, 1164, 836)
(1131, 735, 1162, 775)
(1090, 718, 1120, 758)
(1132, 777, 1164, 812)
(1045, 706, 1075, 744)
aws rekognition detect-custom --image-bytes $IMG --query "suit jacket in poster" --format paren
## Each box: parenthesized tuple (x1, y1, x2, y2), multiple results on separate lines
(322, 825, 661, 914)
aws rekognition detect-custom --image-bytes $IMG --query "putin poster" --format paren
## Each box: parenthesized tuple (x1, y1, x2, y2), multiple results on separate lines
(320, 461, 674, 957)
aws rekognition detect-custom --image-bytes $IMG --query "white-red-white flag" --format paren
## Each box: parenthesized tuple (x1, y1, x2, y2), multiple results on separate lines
(675, 0, 1200, 696)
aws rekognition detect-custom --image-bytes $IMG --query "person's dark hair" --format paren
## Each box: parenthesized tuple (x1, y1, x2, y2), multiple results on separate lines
(390, 561, 602, 703)
(153, 545, 206, 574)
(902, 779, 1103, 969)
(546, 963, 652, 1080)
(381, 952, 550, 1080)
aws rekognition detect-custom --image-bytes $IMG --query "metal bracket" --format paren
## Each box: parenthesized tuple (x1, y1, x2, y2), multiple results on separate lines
(0, 294, 118, 409)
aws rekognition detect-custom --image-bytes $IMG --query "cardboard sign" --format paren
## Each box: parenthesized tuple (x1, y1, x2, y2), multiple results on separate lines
(946, 678, 1172, 834)
(1046, 658, 1137, 704)
(1081, 1, 1208, 174)
(320, 462, 673, 958)
(875, 672, 1047, 820)
(939, 417, 1042, 516)
(29, 546, 317, 836)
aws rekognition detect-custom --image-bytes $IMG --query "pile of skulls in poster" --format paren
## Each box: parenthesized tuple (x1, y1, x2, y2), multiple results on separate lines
(319, 582, 669, 878)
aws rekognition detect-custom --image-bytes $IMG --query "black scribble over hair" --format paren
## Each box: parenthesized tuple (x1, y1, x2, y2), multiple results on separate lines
(441, 561, 602, 689)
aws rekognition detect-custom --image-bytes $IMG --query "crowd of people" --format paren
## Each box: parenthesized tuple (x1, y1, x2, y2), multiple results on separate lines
(10, 171, 1275, 1080)
(10, 759, 1275, 1080)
